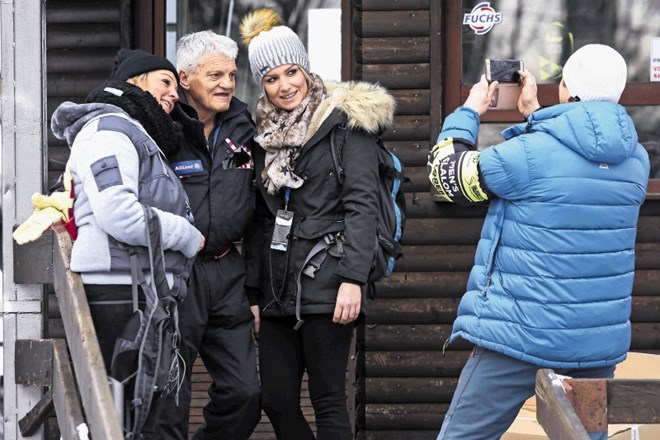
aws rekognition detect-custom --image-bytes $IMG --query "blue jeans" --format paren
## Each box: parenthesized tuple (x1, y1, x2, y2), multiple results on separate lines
(437, 346, 615, 440)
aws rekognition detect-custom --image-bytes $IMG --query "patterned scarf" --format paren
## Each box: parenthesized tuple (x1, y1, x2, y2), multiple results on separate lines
(255, 73, 326, 195)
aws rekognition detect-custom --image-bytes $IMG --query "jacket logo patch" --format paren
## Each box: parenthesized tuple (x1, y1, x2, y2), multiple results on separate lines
(172, 160, 204, 176)
(599, 163, 609, 169)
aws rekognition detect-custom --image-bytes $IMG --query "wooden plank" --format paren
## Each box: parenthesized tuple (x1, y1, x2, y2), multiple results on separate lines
(376, 269, 471, 297)
(356, 37, 429, 64)
(404, 198, 490, 219)
(356, 63, 429, 90)
(366, 431, 438, 440)
(13, 231, 53, 284)
(366, 298, 458, 324)
(607, 379, 660, 424)
(18, 389, 54, 436)
(402, 218, 484, 245)
(631, 322, 660, 349)
(47, 23, 120, 49)
(357, 11, 430, 38)
(383, 140, 430, 166)
(394, 244, 475, 272)
(633, 270, 660, 296)
(52, 233, 123, 439)
(363, 377, 458, 403)
(365, 350, 469, 377)
(429, 0, 443, 145)
(47, 74, 105, 97)
(640, 199, 660, 215)
(46, 47, 115, 72)
(46, 1, 121, 23)
(636, 244, 660, 270)
(388, 89, 430, 116)
(385, 115, 431, 142)
(636, 216, 660, 242)
(341, 0, 354, 82)
(364, 325, 472, 351)
(397, 165, 430, 192)
(51, 339, 87, 440)
(535, 369, 591, 440)
(365, 403, 445, 430)
(356, 0, 430, 11)
(630, 296, 660, 322)
(563, 379, 607, 433)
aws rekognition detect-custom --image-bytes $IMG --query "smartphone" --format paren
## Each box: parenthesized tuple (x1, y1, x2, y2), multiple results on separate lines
(484, 59, 524, 110)
(485, 59, 524, 84)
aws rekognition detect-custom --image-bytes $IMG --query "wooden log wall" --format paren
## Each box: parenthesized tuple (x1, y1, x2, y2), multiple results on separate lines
(350, 1, 454, 438)
(46, 0, 128, 185)
(348, 1, 660, 439)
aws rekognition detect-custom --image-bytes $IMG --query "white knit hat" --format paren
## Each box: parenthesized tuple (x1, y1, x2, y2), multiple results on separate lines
(562, 44, 627, 103)
(240, 9, 310, 84)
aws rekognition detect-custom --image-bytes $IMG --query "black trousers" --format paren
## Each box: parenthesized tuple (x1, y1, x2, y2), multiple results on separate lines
(155, 248, 261, 440)
(259, 315, 354, 440)
(86, 283, 163, 440)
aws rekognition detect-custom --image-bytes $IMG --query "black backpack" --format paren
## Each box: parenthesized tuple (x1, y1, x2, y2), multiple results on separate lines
(110, 206, 183, 439)
(292, 125, 410, 328)
(330, 125, 408, 283)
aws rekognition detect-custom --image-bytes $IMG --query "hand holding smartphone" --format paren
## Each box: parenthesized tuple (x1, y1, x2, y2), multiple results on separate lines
(484, 59, 524, 109)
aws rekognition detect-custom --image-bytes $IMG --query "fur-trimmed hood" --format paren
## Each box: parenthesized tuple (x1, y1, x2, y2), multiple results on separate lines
(304, 80, 396, 142)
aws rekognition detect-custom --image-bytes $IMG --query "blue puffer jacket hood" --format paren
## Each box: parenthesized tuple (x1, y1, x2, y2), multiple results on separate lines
(444, 102, 649, 369)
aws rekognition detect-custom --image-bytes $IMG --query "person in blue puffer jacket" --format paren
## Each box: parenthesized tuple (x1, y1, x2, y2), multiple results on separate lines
(428, 44, 650, 440)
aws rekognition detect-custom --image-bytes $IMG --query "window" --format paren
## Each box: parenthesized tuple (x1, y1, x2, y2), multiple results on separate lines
(165, 0, 340, 113)
(444, 0, 660, 152)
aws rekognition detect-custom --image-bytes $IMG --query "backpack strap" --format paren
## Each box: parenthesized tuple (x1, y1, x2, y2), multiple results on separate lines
(294, 239, 331, 330)
(294, 232, 343, 330)
(125, 207, 183, 438)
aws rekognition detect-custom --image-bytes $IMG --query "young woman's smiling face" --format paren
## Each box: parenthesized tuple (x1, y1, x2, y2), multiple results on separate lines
(136, 70, 179, 113)
(262, 64, 309, 111)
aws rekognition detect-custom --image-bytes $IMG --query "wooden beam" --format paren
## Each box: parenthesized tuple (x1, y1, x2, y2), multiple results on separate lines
(15, 339, 86, 438)
(535, 369, 591, 440)
(12, 230, 53, 284)
(357, 11, 430, 38)
(52, 232, 124, 439)
(563, 379, 607, 433)
(18, 389, 54, 436)
(607, 379, 660, 424)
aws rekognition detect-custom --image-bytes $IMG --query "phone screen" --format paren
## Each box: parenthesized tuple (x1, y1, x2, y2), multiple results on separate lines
(487, 59, 522, 83)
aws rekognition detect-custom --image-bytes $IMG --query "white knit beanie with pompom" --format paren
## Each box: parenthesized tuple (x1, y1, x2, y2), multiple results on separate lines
(240, 8, 310, 84)
(562, 44, 627, 103)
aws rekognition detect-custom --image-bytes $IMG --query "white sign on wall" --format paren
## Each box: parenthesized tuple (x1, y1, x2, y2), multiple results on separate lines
(651, 38, 660, 82)
(308, 9, 341, 82)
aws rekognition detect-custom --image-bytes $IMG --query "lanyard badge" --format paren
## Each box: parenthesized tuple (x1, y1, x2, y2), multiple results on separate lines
(271, 188, 293, 252)
(271, 209, 293, 251)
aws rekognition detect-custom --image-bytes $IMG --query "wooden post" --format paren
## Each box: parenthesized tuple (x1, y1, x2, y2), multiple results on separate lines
(535, 369, 591, 440)
(52, 232, 124, 439)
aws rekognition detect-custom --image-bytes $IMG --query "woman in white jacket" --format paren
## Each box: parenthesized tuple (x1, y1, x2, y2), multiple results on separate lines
(51, 49, 204, 439)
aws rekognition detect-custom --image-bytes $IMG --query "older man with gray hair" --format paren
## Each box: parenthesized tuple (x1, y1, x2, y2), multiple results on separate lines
(154, 30, 260, 440)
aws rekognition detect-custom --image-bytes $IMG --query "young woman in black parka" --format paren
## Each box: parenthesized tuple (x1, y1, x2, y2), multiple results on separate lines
(240, 9, 395, 440)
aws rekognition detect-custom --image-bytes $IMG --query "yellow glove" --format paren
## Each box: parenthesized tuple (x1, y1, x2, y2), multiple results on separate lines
(13, 171, 75, 245)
